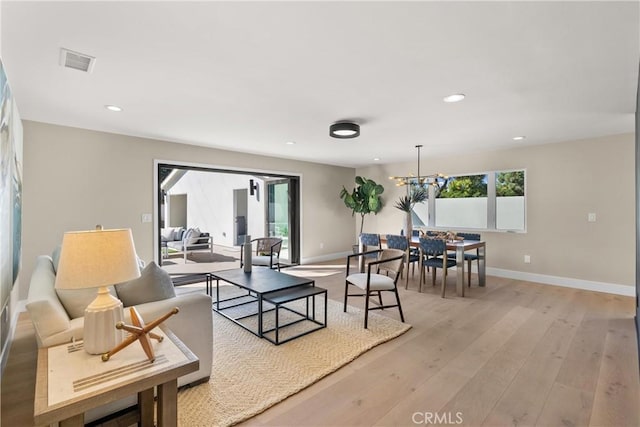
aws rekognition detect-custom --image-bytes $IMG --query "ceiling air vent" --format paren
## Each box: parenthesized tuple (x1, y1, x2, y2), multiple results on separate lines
(59, 48, 96, 73)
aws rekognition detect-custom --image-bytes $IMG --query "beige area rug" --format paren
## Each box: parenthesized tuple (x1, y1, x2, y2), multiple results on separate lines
(177, 286, 411, 427)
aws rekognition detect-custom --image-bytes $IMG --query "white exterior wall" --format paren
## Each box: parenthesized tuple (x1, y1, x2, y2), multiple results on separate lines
(168, 170, 265, 247)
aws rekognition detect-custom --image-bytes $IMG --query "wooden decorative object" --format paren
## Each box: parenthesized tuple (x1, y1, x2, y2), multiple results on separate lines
(101, 307, 179, 362)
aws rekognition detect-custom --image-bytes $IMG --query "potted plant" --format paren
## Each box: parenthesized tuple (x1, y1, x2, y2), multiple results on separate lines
(394, 186, 427, 238)
(339, 176, 384, 247)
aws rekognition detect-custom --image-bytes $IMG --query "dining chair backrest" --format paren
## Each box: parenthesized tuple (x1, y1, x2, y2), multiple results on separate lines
(377, 248, 405, 278)
(456, 232, 480, 241)
(360, 233, 381, 247)
(385, 234, 409, 251)
(419, 237, 446, 257)
(400, 229, 421, 237)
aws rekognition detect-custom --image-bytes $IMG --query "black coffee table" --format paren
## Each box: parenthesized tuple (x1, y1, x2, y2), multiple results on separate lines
(209, 267, 327, 344)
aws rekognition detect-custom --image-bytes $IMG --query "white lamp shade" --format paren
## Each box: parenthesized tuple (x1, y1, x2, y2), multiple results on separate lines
(55, 228, 141, 290)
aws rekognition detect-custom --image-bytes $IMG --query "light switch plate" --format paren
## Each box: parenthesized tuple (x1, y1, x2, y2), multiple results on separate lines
(141, 213, 152, 223)
(588, 213, 596, 222)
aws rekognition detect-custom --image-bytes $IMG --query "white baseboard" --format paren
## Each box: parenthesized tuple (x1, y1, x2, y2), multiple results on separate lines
(299, 254, 635, 297)
(1, 299, 27, 374)
(486, 267, 635, 297)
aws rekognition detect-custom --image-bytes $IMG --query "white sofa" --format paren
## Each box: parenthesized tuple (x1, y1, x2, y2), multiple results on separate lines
(26, 254, 213, 422)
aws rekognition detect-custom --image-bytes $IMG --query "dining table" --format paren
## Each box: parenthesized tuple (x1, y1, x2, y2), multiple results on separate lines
(376, 235, 486, 297)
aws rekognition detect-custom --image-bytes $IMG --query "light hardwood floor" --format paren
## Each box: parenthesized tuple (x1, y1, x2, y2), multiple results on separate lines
(2, 263, 639, 427)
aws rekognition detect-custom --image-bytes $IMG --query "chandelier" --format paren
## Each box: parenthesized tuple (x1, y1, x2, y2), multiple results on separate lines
(389, 145, 447, 187)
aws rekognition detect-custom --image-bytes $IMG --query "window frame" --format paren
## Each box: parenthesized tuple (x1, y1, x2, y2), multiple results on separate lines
(422, 168, 526, 233)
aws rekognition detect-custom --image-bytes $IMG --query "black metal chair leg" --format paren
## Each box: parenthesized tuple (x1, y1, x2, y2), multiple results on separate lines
(364, 289, 370, 329)
(343, 281, 349, 312)
(394, 287, 405, 322)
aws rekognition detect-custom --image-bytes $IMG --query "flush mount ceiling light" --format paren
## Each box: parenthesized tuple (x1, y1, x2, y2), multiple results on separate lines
(512, 136, 526, 141)
(443, 93, 466, 103)
(330, 122, 360, 139)
(285, 141, 296, 145)
(105, 105, 123, 112)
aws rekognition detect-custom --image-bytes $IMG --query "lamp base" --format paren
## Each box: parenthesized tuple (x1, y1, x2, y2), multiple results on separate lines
(83, 287, 125, 354)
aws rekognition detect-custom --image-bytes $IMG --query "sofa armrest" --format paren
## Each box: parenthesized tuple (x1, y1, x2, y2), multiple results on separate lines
(26, 299, 70, 347)
(130, 292, 212, 386)
(27, 255, 72, 347)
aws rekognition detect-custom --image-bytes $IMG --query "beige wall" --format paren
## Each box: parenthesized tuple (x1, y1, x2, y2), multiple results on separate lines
(21, 120, 356, 299)
(19, 120, 636, 301)
(358, 133, 635, 287)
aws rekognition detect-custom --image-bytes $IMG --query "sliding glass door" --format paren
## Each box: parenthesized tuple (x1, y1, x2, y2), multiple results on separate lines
(156, 163, 300, 266)
(266, 179, 299, 264)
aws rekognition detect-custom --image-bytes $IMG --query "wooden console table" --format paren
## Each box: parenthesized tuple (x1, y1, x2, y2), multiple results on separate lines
(34, 326, 198, 427)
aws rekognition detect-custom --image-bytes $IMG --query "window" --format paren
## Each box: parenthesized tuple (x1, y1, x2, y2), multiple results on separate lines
(435, 174, 488, 229)
(496, 170, 525, 231)
(416, 169, 526, 232)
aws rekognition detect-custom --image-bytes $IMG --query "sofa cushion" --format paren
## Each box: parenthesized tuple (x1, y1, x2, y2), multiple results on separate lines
(56, 286, 119, 320)
(184, 228, 201, 245)
(115, 261, 175, 307)
(197, 232, 210, 244)
(161, 227, 176, 241)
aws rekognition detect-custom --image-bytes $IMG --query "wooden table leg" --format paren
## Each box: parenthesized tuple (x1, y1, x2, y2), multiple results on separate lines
(478, 244, 486, 287)
(139, 388, 154, 427)
(456, 245, 465, 297)
(157, 378, 178, 427)
(60, 413, 84, 427)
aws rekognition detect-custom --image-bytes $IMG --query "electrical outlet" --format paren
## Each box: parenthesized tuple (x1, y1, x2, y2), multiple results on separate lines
(524, 255, 531, 264)
(141, 213, 152, 223)
(588, 213, 597, 222)
(320, 242, 324, 249)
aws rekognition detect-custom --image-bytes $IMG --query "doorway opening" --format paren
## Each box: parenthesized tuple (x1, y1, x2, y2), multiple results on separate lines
(156, 162, 300, 269)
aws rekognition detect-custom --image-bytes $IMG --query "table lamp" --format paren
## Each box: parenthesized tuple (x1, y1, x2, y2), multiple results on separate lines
(54, 226, 141, 354)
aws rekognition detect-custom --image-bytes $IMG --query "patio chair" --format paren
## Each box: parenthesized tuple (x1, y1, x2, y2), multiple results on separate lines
(240, 237, 283, 271)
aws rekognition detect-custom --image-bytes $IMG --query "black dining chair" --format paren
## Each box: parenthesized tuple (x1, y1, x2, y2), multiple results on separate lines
(418, 237, 456, 297)
(447, 232, 481, 287)
(344, 248, 406, 328)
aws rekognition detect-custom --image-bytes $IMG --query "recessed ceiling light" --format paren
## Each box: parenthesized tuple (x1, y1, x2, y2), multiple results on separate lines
(105, 105, 122, 112)
(443, 93, 465, 103)
(373, 157, 380, 161)
(285, 141, 296, 145)
(512, 136, 526, 141)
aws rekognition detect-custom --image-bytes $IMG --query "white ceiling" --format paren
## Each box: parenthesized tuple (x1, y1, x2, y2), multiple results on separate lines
(1, 1, 638, 168)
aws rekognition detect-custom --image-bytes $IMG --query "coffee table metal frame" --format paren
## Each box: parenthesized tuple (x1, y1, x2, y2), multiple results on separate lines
(209, 267, 326, 344)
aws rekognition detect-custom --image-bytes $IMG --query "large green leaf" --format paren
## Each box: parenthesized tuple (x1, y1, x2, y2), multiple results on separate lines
(339, 176, 385, 232)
